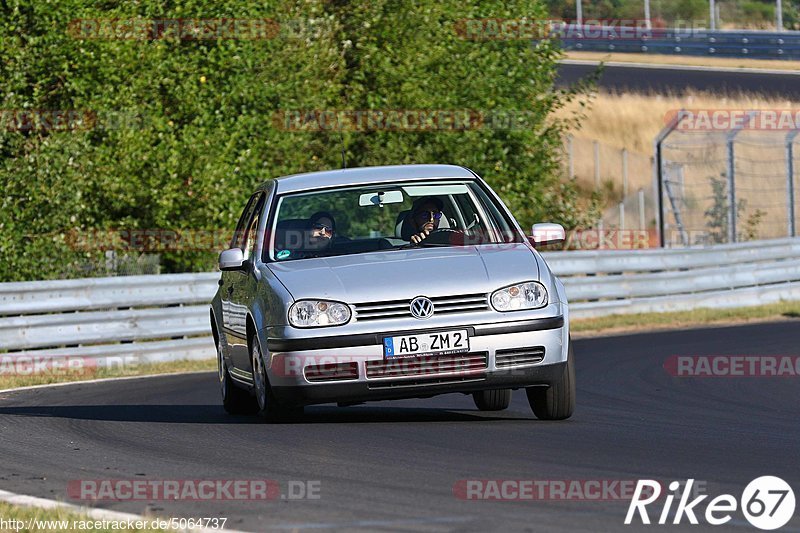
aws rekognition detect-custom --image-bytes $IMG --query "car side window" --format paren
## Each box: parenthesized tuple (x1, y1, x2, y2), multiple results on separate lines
(243, 195, 266, 261)
(230, 194, 260, 250)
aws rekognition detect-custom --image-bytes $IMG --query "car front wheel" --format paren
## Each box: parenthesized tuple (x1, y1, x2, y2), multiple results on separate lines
(251, 338, 303, 422)
(526, 341, 575, 420)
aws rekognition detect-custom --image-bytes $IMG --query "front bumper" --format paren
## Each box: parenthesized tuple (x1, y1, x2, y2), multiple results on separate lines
(265, 316, 568, 406)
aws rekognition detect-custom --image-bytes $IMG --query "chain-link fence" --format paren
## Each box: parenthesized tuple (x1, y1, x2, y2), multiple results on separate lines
(656, 113, 799, 247)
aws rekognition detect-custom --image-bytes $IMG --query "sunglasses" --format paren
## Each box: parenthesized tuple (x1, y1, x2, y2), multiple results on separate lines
(413, 210, 443, 221)
(311, 223, 333, 234)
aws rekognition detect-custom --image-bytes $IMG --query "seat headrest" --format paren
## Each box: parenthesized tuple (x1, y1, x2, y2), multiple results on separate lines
(275, 218, 310, 250)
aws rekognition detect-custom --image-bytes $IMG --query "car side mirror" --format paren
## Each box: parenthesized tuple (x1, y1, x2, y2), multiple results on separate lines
(530, 223, 566, 246)
(219, 248, 246, 271)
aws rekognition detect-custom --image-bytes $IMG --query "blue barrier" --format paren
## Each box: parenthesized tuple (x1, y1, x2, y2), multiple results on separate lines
(557, 26, 800, 60)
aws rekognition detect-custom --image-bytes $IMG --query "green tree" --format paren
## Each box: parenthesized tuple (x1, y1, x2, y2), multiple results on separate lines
(1, 0, 588, 281)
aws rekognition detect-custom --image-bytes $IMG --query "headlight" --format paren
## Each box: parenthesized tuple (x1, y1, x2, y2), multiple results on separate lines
(288, 300, 351, 328)
(491, 281, 548, 312)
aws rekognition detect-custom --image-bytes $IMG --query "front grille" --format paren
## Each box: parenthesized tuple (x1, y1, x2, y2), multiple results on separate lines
(353, 293, 489, 322)
(366, 352, 488, 379)
(304, 362, 359, 382)
(495, 346, 545, 368)
(367, 375, 486, 390)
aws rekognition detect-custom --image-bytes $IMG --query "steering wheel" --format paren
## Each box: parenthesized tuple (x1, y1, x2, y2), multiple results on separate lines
(418, 228, 463, 246)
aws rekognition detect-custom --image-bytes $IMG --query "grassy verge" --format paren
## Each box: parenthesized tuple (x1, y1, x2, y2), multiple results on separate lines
(0, 501, 168, 532)
(0, 359, 216, 391)
(563, 51, 800, 71)
(571, 300, 800, 337)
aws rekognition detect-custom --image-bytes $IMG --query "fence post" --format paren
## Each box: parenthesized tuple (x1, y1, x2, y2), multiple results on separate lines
(725, 111, 758, 244)
(593, 140, 600, 190)
(653, 110, 684, 248)
(787, 128, 799, 237)
(710, 0, 717, 30)
(638, 188, 646, 230)
(726, 136, 737, 243)
(622, 148, 628, 197)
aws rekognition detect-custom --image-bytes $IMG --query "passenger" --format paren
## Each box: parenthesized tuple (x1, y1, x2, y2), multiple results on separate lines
(408, 196, 443, 244)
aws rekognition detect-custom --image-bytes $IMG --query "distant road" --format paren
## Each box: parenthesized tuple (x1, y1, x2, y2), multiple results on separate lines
(557, 60, 800, 98)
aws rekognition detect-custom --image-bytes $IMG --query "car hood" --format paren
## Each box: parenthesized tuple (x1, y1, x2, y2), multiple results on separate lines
(267, 244, 540, 303)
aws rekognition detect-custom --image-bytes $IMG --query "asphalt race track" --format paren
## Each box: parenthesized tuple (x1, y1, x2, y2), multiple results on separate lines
(0, 321, 798, 532)
(557, 62, 800, 98)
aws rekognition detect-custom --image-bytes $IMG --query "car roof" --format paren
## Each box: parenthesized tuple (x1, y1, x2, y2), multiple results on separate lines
(256, 164, 477, 194)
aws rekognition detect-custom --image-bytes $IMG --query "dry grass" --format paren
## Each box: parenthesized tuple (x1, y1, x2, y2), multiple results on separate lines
(572, 300, 800, 337)
(556, 91, 800, 237)
(0, 501, 167, 532)
(563, 51, 800, 71)
(0, 358, 215, 391)
(562, 90, 800, 154)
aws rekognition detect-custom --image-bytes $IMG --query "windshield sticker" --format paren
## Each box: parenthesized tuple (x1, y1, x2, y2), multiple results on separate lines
(276, 249, 291, 260)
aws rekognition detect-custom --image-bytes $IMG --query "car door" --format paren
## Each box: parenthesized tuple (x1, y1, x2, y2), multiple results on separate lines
(220, 193, 261, 371)
(226, 192, 267, 372)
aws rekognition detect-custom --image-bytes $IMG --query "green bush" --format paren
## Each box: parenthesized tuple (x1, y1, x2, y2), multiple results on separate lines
(0, 0, 588, 281)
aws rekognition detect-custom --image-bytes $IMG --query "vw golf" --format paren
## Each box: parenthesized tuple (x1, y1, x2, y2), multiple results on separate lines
(210, 164, 574, 421)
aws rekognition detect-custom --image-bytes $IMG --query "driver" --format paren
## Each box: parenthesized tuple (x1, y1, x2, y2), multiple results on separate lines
(307, 211, 336, 251)
(408, 196, 444, 244)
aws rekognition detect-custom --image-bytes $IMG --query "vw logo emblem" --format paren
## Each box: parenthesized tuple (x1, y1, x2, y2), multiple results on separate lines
(410, 296, 434, 319)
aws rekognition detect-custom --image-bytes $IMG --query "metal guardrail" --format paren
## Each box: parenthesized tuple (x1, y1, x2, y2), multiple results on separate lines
(559, 27, 800, 60)
(0, 237, 798, 362)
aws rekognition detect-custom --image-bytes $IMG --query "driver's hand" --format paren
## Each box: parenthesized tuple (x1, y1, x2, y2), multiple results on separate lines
(410, 230, 429, 244)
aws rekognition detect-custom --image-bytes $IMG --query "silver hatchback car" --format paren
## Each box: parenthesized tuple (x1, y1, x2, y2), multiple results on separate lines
(210, 164, 574, 421)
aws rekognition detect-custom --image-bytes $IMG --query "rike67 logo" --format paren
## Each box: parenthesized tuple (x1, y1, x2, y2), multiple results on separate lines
(626, 477, 796, 530)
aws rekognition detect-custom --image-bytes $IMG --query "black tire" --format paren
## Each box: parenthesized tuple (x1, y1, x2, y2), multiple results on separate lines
(251, 338, 303, 423)
(526, 341, 575, 420)
(218, 338, 257, 415)
(473, 389, 512, 411)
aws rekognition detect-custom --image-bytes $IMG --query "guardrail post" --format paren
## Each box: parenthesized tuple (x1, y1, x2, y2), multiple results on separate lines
(653, 110, 684, 247)
(787, 128, 799, 237)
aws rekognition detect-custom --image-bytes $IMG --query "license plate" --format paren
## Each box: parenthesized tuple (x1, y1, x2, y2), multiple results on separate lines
(383, 329, 470, 358)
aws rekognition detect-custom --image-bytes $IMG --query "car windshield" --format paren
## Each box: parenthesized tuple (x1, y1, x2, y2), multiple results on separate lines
(265, 180, 522, 262)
